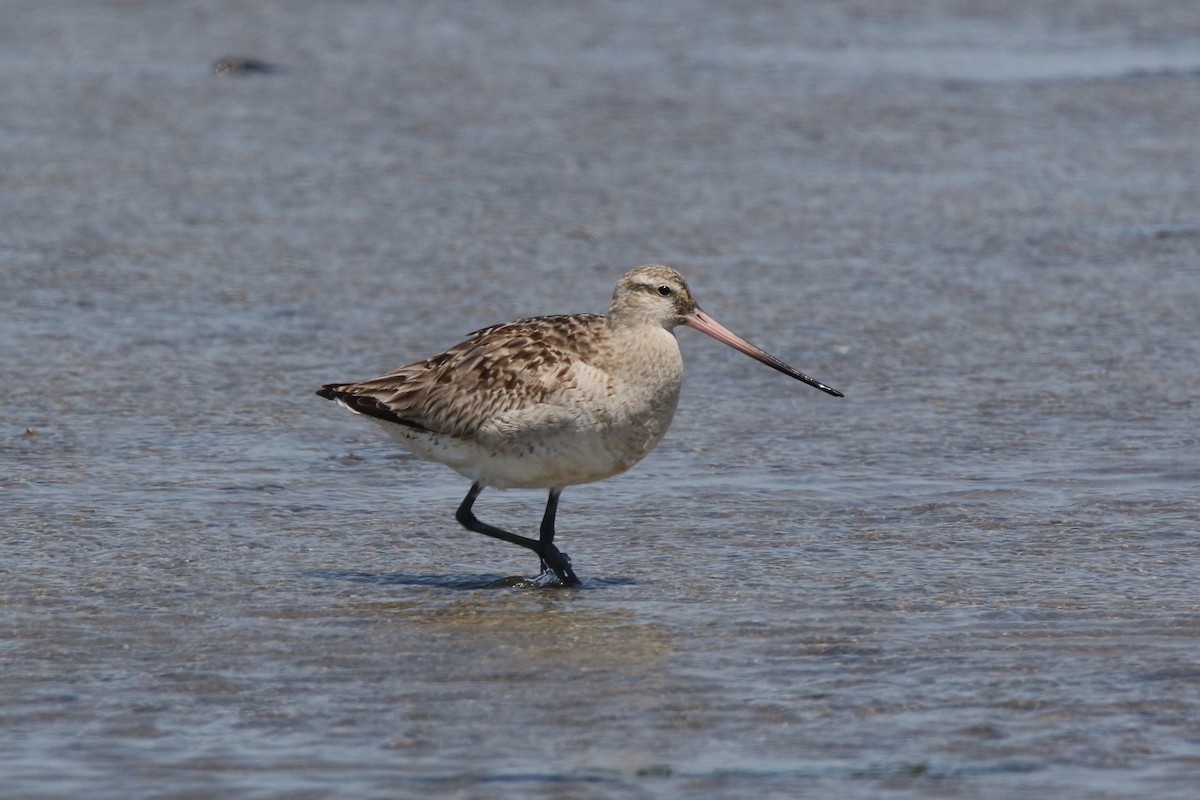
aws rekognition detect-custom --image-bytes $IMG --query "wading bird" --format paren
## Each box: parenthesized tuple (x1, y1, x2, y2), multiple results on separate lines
(318, 265, 842, 585)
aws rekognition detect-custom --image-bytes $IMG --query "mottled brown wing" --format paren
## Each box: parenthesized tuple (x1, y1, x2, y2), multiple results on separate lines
(318, 313, 609, 439)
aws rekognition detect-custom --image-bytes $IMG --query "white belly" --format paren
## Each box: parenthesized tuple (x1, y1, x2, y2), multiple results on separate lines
(373, 398, 676, 490)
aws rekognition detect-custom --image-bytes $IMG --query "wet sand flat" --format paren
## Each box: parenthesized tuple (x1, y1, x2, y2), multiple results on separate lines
(2, 2, 1199, 798)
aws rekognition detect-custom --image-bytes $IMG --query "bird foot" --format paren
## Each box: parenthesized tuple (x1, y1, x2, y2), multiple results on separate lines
(533, 568, 566, 588)
(537, 551, 580, 587)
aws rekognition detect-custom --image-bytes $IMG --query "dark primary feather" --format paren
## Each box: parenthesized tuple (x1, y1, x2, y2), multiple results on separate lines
(315, 386, 430, 430)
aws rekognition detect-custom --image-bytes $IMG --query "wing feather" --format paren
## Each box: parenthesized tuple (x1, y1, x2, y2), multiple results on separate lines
(317, 313, 610, 439)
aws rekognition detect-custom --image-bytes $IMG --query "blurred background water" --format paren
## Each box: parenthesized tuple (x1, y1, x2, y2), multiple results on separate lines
(2, 1, 1199, 797)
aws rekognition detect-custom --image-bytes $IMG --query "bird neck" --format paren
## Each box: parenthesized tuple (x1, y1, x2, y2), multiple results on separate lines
(602, 320, 682, 383)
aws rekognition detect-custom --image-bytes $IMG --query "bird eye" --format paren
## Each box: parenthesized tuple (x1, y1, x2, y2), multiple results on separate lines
(656, 284, 673, 297)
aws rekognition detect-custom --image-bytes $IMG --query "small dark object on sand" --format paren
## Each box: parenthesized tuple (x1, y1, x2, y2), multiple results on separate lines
(213, 57, 278, 76)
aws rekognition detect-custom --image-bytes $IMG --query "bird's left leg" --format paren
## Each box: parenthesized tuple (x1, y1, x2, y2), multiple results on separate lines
(538, 488, 579, 586)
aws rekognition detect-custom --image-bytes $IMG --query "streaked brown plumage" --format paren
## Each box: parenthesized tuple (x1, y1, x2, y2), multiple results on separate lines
(327, 313, 609, 443)
(318, 264, 842, 586)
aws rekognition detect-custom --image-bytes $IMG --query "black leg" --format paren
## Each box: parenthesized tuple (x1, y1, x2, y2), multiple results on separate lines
(454, 482, 579, 586)
(455, 482, 540, 550)
(538, 488, 579, 585)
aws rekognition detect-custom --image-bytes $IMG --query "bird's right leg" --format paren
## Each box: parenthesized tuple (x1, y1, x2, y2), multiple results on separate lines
(455, 482, 542, 553)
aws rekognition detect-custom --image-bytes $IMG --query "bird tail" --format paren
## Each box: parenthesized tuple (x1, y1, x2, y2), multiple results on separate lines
(316, 384, 427, 431)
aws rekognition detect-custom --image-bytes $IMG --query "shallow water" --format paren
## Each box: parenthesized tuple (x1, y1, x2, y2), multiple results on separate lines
(3, 1, 1200, 798)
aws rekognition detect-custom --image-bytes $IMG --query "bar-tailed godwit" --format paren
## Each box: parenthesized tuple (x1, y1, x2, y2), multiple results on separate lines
(318, 264, 842, 586)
